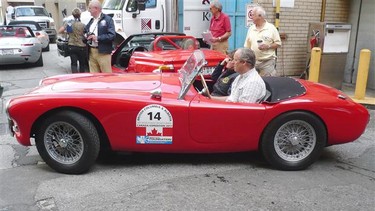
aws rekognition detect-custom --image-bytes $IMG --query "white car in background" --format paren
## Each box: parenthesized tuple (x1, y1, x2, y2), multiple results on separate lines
(0, 25, 43, 66)
(8, 20, 50, 51)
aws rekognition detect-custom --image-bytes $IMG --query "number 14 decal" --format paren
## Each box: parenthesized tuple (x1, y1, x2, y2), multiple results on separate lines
(147, 112, 161, 121)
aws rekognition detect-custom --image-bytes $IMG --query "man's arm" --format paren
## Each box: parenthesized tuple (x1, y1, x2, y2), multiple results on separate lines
(211, 62, 225, 82)
(243, 28, 251, 48)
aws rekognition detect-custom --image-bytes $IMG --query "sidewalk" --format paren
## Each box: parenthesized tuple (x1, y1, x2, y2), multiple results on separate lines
(341, 82, 375, 109)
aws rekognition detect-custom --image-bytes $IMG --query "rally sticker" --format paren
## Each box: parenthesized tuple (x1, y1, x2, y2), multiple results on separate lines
(136, 104, 173, 144)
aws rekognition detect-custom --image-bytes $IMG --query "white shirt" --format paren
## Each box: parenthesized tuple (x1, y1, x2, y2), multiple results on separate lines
(7, 6, 14, 14)
(81, 11, 92, 25)
(226, 68, 266, 103)
(244, 21, 281, 61)
(89, 14, 101, 47)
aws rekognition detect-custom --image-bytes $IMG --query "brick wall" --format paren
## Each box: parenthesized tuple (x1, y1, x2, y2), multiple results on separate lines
(253, 0, 350, 76)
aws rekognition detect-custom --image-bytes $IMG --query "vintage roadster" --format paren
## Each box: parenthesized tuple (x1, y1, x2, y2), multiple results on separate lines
(6, 51, 369, 174)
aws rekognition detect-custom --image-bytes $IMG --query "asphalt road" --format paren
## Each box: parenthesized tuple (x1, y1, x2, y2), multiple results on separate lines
(0, 44, 374, 211)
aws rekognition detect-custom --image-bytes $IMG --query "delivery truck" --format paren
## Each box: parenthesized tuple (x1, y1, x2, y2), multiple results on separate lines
(102, 0, 211, 45)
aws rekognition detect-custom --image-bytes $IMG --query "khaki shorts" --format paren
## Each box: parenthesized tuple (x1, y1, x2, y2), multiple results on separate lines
(211, 40, 229, 55)
(256, 59, 276, 76)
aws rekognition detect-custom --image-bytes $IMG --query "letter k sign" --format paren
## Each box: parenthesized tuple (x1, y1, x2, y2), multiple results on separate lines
(202, 0, 210, 5)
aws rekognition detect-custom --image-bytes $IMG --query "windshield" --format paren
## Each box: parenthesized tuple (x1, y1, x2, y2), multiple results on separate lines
(9, 23, 38, 31)
(0, 26, 33, 37)
(126, 0, 157, 12)
(103, 0, 126, 10)
(16, 7, 49, 17)
(178, 50, 206, 100)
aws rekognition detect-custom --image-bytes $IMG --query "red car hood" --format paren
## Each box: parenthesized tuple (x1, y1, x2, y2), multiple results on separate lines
(36, 73, 163, 93)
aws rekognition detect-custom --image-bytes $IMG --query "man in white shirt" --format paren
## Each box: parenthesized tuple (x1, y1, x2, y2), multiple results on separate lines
(6, 3, 15, 24)
(244, 5, 281, 76)
(209, 48, 266, 103)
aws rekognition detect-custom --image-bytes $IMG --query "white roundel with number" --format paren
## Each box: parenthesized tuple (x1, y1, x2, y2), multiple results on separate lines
(136, 104, 173, 144)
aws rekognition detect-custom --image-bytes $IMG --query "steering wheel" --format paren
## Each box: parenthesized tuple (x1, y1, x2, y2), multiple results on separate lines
(199, 74, 210, 97)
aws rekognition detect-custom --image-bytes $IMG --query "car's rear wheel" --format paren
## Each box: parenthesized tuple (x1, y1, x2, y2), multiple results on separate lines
(34, 53, 43, 67)
(43, 44, 50, 52)
(35, 111, 100, 174)
(261, 111, 326, 170)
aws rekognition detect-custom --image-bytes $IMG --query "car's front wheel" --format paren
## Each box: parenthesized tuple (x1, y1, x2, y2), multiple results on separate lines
(261, 111, 326, 170)
(35, 111, 100, 174)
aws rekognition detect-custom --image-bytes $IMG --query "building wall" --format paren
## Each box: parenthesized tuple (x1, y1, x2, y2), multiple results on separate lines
(252, 0, 350, 76)
(345, 0, 374, 89)
(34, 0, 87, 31)
(2, 0, 373, 89)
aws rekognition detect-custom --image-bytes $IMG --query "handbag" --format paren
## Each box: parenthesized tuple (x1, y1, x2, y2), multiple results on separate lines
(57, 37, 70, 57)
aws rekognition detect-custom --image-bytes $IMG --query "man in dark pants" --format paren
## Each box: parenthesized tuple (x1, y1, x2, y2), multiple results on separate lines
(58, 8, 88, 73)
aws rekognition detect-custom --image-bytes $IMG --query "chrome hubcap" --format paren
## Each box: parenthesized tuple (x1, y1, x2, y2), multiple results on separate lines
(44, 122, 84, 164)
(274, 120, 316, 162)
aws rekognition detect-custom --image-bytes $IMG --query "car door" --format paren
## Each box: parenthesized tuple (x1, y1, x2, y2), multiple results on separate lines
(189, 95, 266, 144)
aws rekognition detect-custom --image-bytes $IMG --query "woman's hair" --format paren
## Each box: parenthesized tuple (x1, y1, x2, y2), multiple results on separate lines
(72, 8, 81, 19)
(182, 39, 195, 50)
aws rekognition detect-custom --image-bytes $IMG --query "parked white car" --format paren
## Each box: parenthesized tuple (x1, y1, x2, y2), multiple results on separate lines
(0, 25, 43, 66)
(9, 20, 50, 51)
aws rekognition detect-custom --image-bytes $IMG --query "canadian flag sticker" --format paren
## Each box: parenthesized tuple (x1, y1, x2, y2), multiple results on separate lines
(136, 104, 173, 144)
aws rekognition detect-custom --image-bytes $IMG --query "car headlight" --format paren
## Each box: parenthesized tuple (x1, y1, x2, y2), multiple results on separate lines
(158, 64, 175, 72)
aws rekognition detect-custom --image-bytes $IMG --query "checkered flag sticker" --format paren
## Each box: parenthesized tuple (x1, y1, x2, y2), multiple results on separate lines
(141, 18, 152, 32)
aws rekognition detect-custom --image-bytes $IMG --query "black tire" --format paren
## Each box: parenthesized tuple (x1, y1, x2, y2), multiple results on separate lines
(35, 111, 100, 174)
(261, 111, 326, 170)
(34, 53, 43, 67)
(43, 44, 50, 52)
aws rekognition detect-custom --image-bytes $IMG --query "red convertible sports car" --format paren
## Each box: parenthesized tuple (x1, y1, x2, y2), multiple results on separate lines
(6, 51, 369, 174)
(111, 33, 226, 77)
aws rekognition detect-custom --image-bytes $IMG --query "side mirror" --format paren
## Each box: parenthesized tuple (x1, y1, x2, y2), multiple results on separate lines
(138, 2, 146, 11)
(132, 1, 146, 18)
(11, 13, 15, 19)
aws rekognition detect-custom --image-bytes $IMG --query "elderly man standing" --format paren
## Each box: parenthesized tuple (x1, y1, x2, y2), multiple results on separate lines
(244, 5, 281, 76)
(208, 1, 232, 54)
(208, 48, 266, 103)
(85, 0, 116, 73)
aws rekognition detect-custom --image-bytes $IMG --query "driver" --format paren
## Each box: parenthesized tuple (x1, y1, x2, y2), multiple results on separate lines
(207, 48, 266, 103)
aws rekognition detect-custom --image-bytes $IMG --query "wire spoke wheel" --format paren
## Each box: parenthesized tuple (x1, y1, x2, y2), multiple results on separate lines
(261, 112, 326, 170)
(36, 111, 100, 174)
(274, 120, 316, 162)
(44, 122, 84, 165)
